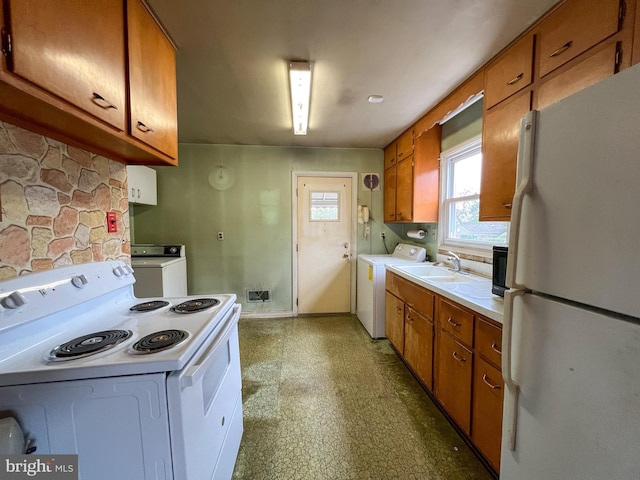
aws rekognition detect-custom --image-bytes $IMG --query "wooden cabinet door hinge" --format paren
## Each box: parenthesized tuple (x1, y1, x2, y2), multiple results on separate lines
(615, 42, 622, 72)
(619, 0, 626, 27)
(1, 28, 11, 58)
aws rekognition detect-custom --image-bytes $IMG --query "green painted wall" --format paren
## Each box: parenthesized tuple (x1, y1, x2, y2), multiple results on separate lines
(441, 99, 483, 151)
(131, 144, 408, 313)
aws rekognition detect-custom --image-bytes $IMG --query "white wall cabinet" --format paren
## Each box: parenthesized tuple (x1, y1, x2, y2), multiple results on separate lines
(127, 166, 157, 205)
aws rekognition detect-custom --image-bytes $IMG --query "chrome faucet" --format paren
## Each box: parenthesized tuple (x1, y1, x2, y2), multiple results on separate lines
(447, 251, 461, 272)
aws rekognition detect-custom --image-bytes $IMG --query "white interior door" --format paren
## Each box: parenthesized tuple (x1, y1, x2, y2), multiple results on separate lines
(296, 176, 352, 314)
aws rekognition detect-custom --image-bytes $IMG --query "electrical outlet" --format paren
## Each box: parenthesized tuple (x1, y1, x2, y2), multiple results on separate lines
(217, 232, 224, 241)
(380, 232, 386, 239)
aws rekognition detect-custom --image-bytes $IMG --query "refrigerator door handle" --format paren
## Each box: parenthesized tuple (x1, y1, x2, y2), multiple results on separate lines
(506, 110, 537, 290)
(502, 287, 526, 451)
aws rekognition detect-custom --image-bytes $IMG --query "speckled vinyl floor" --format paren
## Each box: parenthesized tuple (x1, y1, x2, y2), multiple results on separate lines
(232, 314, 493, 480)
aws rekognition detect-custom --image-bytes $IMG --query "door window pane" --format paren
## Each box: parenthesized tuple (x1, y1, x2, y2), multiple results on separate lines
(310, 191, 339, 221)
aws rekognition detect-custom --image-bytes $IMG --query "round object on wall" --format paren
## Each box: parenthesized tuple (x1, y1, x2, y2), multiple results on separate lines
(208, 165, 236, 190)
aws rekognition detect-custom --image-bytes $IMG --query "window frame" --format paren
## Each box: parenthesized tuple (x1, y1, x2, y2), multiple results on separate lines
(438, 134, 508, 255)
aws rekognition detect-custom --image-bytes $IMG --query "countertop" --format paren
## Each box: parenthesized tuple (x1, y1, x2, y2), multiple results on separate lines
(386, 263, 504, 324)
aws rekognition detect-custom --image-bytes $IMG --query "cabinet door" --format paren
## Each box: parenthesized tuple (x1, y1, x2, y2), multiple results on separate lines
(396, 129, 414, 161)
(383, 167, 397, 222)
(537, 42, 618, 110)
(471, 357, 504, 472)
(127, 0, 178, 159)
(7, 0, 126, 131)
(404, 307, 434, 390)
(537, 0, 621, 77)
(384, 143, 397, 170)
(437, 332, 473, 434)
(395, 157, 413, 222)
(127, 165, 157, 205)
(480, 90, 531, 221)
(385, 292, 404, 353)
(412, 125, 441, 222)
(484, 33, 535, 109)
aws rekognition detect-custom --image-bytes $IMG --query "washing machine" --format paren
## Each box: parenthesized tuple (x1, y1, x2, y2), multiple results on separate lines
(131, 244, 188, 298)
(357, 243, 427, 338)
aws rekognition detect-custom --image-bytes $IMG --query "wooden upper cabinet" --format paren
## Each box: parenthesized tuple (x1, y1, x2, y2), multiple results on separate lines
(384, 143, 397, 169)
(536, 42, 619, 110)
(383, 125, 441, 224)
(480, 90, 531, 221)
(395, 157, 413, 222)
(396, 129, 414, 161)
(536, 0, 622, 78)
(7, 0, 126, 131)
(383, 166, 397, 222)
(484, 33, 534, 109)
(413, 125, 442, 222)
(127, 0, 178, 159)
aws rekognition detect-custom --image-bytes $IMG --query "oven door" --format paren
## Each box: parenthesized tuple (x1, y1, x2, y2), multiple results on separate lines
(166, 304, 243, 480)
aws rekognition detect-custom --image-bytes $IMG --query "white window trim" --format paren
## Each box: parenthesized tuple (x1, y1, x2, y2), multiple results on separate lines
(438, 134, 508, 257)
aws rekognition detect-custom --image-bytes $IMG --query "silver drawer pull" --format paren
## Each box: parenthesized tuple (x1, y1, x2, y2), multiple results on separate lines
(506, 73, 524, 85)
(136, 121, 154, 133)
(482, 374, 501, 390)
(92, 92, 117, 109)
(502, 202, 513, 208)
(447, 317, 461, 327)
(491, 342, 502, 354)
(452, 351, 466, 362)
(549, 40, 573, 58)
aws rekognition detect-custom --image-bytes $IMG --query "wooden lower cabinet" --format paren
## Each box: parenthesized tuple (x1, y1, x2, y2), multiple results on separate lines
(404, 307, 434, 390)
(472, 357, 504, 472)
(436, 331, 473, 435)
(386, 272, 504, 473)
(385, 291, 405, 353)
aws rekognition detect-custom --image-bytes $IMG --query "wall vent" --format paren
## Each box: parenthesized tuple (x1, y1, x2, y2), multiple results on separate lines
(246, 289, 272, 303)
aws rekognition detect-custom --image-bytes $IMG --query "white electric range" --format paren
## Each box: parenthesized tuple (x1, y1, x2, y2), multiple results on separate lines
(0, 260, 243, 480)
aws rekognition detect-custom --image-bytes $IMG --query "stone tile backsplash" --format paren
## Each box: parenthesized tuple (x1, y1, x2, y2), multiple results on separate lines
(0, 121, 130, 279)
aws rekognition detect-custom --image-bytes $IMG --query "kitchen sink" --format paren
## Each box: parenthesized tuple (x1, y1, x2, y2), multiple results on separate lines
(395, 264, 482, 284)
(394, 265, 452, 277)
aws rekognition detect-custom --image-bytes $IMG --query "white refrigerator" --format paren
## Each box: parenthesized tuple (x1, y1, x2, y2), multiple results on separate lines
(501, 63, 640, 479)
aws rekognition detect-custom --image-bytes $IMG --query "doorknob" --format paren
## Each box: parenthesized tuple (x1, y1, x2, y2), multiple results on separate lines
(343, 253, 350, 258)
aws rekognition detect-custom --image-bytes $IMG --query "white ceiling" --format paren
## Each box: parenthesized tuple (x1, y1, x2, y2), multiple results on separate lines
(146, 0, 558, 149)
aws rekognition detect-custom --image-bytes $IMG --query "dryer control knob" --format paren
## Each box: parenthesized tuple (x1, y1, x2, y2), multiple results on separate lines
(71, 275, 88, 289)
(1, 292, 27, 309)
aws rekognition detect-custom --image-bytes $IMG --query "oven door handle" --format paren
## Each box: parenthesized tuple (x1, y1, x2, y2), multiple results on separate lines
(179, 304, 241, 389)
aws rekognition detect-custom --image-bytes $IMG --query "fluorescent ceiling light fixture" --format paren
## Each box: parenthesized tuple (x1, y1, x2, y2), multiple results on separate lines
(289, 61, 312, 135)
(368, 95, 384, 103)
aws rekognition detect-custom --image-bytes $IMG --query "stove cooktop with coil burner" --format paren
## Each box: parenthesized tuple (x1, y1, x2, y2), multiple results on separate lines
(0, 261, 237, 387)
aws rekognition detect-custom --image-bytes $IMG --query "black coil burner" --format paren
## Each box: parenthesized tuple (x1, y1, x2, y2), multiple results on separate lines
(131, 330, 189, 354)
(129, 300, 170, 313)
(48, 330, 132, 361)
(170, 298, 219, 314)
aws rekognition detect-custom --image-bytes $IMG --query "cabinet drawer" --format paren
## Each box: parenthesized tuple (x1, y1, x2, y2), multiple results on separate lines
(537, 0, 621, 78)
(439, 298, 474, 346)
(475, 318, 502, 369)
(471, 357, 504, 472)
(386, 272, 434, 320)
(402, 279, 434, 320)
(396, 129, 414, 161)
(537, 42, 618, 110)
(384, 143, 397, 169)
(437, 332, 473, 434)
(485, 33, 534, 109)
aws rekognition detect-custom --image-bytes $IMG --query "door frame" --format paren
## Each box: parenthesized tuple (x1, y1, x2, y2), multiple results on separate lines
(292, 171, 358, 316)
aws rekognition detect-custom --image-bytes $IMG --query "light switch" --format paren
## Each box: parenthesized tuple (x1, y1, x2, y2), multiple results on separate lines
(107, 211, 117, 233)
